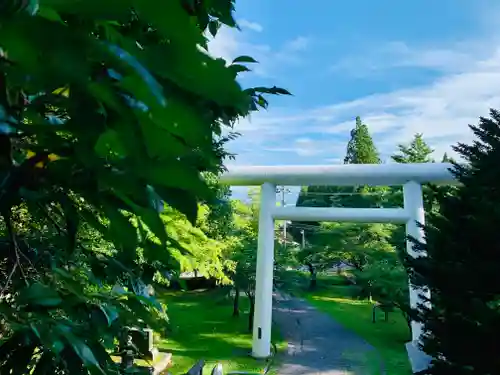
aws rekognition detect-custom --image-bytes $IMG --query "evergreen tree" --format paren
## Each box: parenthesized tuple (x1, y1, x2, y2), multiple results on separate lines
(387, 134, 435, 258)
(385, 133, 436, 210)
(335, 116, 383, 208)
(344, 116, 381, 164)
(407, 109, 500, 375)
(441, 152, 456, 163)
(290, 117, 382, 243)
(392, 133, 434, 163)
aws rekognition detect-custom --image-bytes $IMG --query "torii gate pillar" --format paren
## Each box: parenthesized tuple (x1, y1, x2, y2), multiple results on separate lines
(251, 182, 276, 358)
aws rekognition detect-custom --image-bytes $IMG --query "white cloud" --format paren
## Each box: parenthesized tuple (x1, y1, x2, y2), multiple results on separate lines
(238, 19, 263, 32)
(383, 41, 479, 72)
(221, 6, 500, 200)
(207, 12, 500, 171)
(206, 26, 240, 62)
(206, 26, 310, 77)
(227, 40, 500, 165)
(330, 41, 484, 76)
(330, 39, 499, 76)
(284, 36, 310, 52)
(263, 137, 346, 157)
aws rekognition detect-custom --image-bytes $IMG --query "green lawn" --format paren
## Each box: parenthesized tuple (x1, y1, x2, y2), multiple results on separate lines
(291, 273, 412, 375)
(158, 289, 285, 375)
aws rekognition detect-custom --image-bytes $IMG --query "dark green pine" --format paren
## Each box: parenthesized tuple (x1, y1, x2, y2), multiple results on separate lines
(405, 109, 500, 375)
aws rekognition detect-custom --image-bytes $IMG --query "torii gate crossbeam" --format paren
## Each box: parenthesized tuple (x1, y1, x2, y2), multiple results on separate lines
(220, 163, 456, 372)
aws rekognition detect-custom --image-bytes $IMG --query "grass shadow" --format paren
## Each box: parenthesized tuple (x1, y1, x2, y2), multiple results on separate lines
(158, 289, 283, 374)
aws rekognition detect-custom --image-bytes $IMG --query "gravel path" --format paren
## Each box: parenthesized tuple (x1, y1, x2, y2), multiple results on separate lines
(272, 293, 385, 375)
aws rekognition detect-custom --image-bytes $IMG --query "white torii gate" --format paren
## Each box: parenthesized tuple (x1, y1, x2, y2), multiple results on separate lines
(220, 163, 456, 366)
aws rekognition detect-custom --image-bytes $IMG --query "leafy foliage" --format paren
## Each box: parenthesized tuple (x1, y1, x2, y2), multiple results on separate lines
(224, 199, 258, 328)
(223, 191, 299, 329)
(406, 109, 500, 375)
(0, 1, 289, 374)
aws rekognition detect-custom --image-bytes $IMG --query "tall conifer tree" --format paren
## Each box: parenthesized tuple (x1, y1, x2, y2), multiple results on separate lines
(337, 116, 382, 208)
(392, 133, 434, 164)
(344, 116, 381, 164)
(406, 109, 500, 375)
(387, 133, 436, 273)
(291, 117, 382, 243)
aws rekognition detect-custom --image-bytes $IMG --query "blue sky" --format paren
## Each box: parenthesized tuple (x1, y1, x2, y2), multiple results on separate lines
(208, 0, 500, 201)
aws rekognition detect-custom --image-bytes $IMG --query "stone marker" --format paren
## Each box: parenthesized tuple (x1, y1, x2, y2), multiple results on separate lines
(129, 327, 158, 361)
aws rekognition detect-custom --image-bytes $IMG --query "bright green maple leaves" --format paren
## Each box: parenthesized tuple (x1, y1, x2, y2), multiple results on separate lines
(0, 1, 290, 374)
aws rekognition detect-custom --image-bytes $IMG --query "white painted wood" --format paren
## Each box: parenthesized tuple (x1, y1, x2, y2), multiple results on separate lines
(272, 206, 409, 223)
(252, 182, 276, 358)
(220, 163, 456, 186)
(218, 163, 457, 369)
(404, 181, 431, 343)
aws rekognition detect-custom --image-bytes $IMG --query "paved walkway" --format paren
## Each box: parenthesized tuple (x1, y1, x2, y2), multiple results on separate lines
(272, 293, 385, 375)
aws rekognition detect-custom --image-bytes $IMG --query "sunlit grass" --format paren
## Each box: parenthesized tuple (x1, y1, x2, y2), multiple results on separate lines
(158, 289, 285, 375)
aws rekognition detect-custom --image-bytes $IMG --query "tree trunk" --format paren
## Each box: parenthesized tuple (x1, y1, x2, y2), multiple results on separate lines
(307, 263, 317, 290)
(247, 293, 255, 332)
(396, 303, 412, 334)
(194, 269, 198, 278)
(402, 311, 412, 332)
(232, 287, 240, 317)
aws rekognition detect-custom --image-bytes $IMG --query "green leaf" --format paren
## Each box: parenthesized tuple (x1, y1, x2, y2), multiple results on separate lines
(139, 45, 249, 109)
(137, 207, 168, 245)
(0, 20, 40, 73)
(94, 129, 127, 159)
(59, 328, 105, 375)
(17, 283, 62, 307)
(135, 294, 163, 311)
(141, 237, 180, 269)
(87, 81, 124, 113)
(40, 0, 132, 19)
(107, 187, 169, 246)
(229, 64, 251, 76)
(139, 161, 209, 198)
(105, 207, 138, 252)
(138, 97, 211, 151)
(232, 55, 258, 64)
(208, 0, 237, 27)
(136, 112, 189, 160)
(119, 73, 165, 111)
(208, 20, 219, 37)
(97, 304, 119, 327)
(153, 186, 198, 224)
(37, 6, 64, 23)
(96, 168, 154, 209)
(132, 0, 203, 47)
(256, 95, 268, 109)
(248, 86, 293, 96)
(273, 87, 292, 95)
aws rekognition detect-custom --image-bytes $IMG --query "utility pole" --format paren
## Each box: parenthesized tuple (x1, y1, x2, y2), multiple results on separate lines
(300, 229, 305, 249)
(276, 186, 291, 248)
